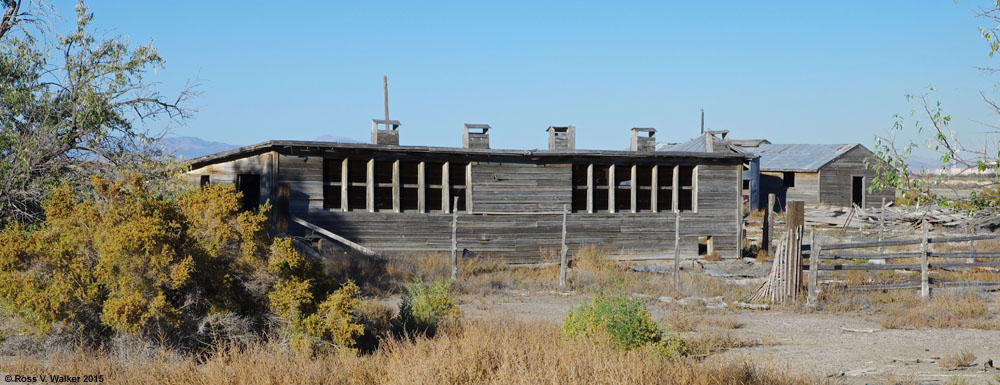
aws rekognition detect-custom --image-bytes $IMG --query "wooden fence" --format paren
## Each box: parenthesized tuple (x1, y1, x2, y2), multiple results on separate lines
(806, 222, 1000, 305)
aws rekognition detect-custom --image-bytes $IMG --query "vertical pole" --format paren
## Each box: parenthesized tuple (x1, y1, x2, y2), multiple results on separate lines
(340, 159, 348, 212)
(451, 197, 459, 281)
(875, 197, 886, 264)
(672, 165, 680, 212)
(651, 165, 659, 213)
(276, 183, 290, 234)
(608, 165, 616, 213)
(700, 109, 705, 135)
(807, 229, 819, 307)
(442, 162, 450, 213)
(766, 193, 776, 253)
(630, 165, 638, 213)
(383, 75, 390, 125)
(466, 163, 474, 213)
(921, 221, 930, 300)
(366, 159, 375, 212)
(586, 164, 594, 213)
(967, 220, 975, 264)
(674, 214, 680, 291)
(560, 204, 568, 289)
(392, 160, 400, 213)
(417, 162, 426, 213)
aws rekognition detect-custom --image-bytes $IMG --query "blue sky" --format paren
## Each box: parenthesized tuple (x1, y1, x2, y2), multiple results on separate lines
(50, 1, 1000, 154)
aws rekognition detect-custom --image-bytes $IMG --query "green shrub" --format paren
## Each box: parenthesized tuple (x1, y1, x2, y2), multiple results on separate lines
(560, 283, 688, 358)
(392, 278, 461, 337)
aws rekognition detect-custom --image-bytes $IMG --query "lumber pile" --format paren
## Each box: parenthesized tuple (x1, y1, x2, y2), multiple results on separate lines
(803, 204, 998, 231)
(745, 225, 804, 304)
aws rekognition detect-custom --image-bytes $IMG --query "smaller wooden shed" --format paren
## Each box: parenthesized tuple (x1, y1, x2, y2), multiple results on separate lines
(733, 142, 895, 209)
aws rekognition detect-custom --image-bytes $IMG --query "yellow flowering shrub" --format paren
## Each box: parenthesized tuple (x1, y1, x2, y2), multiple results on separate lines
(0, 175, 362, 353)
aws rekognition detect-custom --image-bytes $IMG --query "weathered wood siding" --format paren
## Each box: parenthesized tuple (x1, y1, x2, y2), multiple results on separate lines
(185, 152, 276, 207)
(267, 152, 743, 261)
(818, 146, 895, 207)
(759, 171, 819, 209)
(471, 161, 571, 212)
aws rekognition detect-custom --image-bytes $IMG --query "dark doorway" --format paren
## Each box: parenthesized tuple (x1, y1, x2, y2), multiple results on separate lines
(851, 176, 864, 207)
(237, 174, 261, 211)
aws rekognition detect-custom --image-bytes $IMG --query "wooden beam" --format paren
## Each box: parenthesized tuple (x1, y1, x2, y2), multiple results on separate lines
(392, 160, 400, 213)
(366, 159, 375, 212)
(630, 164, 637, 213)
(692, 165, 699, 212)
(466, 162, 473, 213)
(291, 215, 376, 255)
(417, 161, 426, 213)
(651, 165, 658, 213)
(442, 161, 450, 213)
(586, 163, 594, 213)
(608, 164, 616, 214)
(340, 158, 348, 212)
(672, 165, 679, 213)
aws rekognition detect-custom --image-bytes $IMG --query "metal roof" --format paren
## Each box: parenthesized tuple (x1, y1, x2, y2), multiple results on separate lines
(655, 136, 748, 154)
(740, 143, 858, 172)
(186, 140, 751, 169)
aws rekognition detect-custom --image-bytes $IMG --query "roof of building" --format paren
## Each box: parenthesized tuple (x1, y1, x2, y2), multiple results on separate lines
(655, 135, 747, 154)
(741, 143, 859, 172)
(728, 139, 771, 147)
(186, 140, 752, 169)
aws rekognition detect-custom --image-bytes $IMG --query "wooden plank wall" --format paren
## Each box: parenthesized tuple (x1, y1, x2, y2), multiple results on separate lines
(818, 146, 896, 207)
(471, 161, 571, 212)
(759, 171, 820, 210)
(185, 152, 276, 207)
(268, 152, 743, 261)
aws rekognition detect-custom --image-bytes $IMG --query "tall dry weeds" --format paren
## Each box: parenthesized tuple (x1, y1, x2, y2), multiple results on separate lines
(1, 317, 824, 385)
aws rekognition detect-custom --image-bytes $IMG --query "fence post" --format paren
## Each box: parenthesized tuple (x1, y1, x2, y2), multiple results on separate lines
(451, 197, 459, 281)
(920, 221, 930, 300)
(674, 213, 680, 291)
(967, 220, 975, 264)
(559, 204, 568, 289)
(808, 229, 819, 307)
(764, 193, 775, 253)
(874, 197, 886, 264)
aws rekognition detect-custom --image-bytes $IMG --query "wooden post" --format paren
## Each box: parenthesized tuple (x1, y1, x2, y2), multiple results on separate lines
(765, 193, 776, 252)
(921, 221, 930, 299)
(651, 165, 659, 213)
(787, 200, 804, 231)
(807, 229, 819, 306)
(417, 162, 426, 213)
(672, 165, 680, 213)
(466, 163, 474, 213)
(276, 183, 290, 234)
(608, 165, 616, 213)
(340, 159, 348, 212)
(559, 204, 568, 289)
(392, 160, 400, 213)
(967, 220, 975, 264)
(451, 197, 459, 281)
(586, 164, 594, 213)
(875, 197, 886, 264)
(366, 159, 375, 212)
(630, 165, 638, 213)
(674, 214, 680, 291)
(442, 162, 450, 213)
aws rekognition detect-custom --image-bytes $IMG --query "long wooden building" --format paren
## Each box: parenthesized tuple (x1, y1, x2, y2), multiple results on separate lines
(185, 123, 752, 262)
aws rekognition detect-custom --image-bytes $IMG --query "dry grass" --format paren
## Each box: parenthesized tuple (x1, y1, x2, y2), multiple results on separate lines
(817, 288, 1000, 330)
(704, 313, 742, 329)
(685, 331, 761, 356)
(939, 349, 977, 369)
(665, 311, 702, 332)
(0, 318, 824, 385)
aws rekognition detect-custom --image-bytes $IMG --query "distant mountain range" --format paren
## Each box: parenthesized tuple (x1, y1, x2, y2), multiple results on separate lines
(160, 135, 363, 160)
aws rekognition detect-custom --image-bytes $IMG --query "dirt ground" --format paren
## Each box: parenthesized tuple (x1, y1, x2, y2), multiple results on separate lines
(460, 289, 1000, 385)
